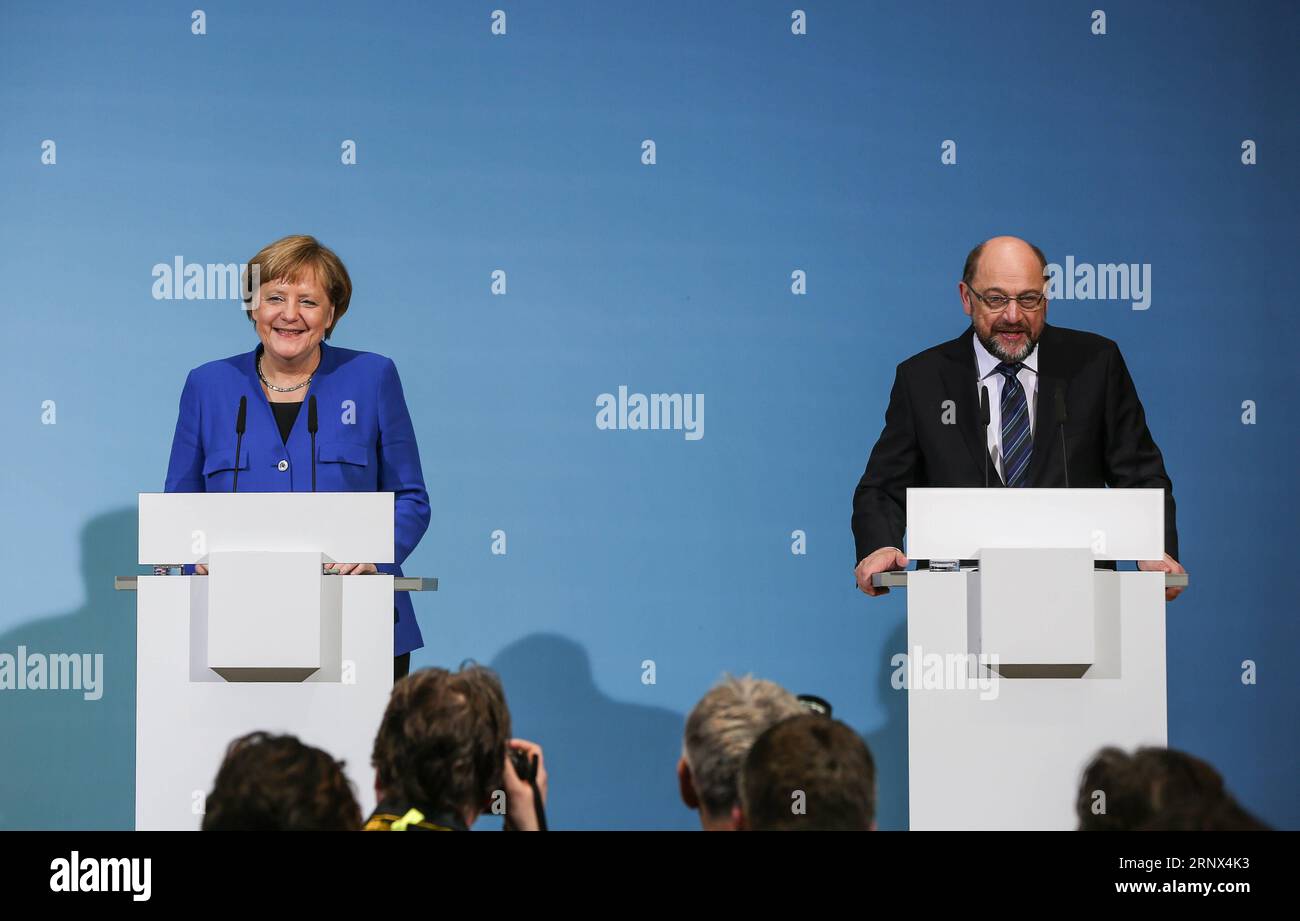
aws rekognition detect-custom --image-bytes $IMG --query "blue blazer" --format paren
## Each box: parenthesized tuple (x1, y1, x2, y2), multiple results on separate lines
(164, 341, 431, 656)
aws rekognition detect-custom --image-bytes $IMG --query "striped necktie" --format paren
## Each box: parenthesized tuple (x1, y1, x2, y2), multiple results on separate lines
(994, 362, 1032, 487)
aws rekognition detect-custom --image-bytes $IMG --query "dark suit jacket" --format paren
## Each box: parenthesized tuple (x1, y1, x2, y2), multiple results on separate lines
(851, 324, 1179, 564)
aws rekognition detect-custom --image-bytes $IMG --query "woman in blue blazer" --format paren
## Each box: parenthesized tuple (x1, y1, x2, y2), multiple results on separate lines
(164, 235, 430, 678)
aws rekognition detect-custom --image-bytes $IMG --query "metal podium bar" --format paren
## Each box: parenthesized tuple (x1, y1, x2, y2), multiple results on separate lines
(114, 575, 438, 592)
(871, 571, 1188, 589)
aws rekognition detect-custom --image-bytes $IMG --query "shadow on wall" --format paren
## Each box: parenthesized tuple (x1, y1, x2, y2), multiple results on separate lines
(864, 618, 909, 831)
(487, 633, 693, 831)
(0, 507, 138, 830)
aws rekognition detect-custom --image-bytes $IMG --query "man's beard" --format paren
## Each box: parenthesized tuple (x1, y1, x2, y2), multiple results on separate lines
(979, 325, 1039, 363)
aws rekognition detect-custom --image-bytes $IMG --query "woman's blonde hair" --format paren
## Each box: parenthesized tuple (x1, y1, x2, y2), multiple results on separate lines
(242, 235, 352, 340)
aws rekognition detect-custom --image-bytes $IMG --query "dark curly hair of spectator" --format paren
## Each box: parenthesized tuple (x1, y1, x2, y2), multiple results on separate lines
(202, 731, 362, 831)
(1076, 746, 1267, 831)
(370, 665, 511, 820)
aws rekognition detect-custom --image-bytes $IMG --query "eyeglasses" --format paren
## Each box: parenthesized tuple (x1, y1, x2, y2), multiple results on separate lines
(967, 287, 1047, 312)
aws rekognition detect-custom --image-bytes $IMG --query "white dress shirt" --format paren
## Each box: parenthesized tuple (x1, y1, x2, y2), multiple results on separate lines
(973, 332, 1039, 483)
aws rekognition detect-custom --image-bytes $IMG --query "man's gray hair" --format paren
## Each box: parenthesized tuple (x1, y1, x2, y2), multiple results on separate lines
(683, 674, 805, 819)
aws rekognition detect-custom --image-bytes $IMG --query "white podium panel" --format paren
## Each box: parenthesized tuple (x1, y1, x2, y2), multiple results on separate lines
(907, 570, 1167, 830)
(899, 487, 1171, 829)
(905, 487, 1164, 561)
(973, 547, 1095, 675)
(136, 574, 393, 830)
(131, 492, 406, 830)
(207, 550, 325, 679)
(138, 492, 395, 565)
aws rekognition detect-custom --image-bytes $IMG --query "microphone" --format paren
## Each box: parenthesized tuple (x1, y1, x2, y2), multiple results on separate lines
(307, 395, 319, 492)
(980, 385, 991, 488)
(1054, 385, 1070, 488)
(232, 396, 247, 493)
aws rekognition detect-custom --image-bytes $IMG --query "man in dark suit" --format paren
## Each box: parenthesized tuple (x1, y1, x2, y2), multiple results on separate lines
(852, 236, 1186, 601)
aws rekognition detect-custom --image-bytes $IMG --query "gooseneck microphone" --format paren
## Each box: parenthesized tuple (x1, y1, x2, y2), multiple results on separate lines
(307, 395, 319, 492)
(980, 385, 991, 488)
(232, 396, 247, 493)
(1054, 385, 1070, 488)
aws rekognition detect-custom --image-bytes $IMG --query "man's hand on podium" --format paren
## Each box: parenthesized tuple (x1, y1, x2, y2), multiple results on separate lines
(856, 547, 910, 596)
(1138, 553, 1187, 602)
(323, 563, 378, 575)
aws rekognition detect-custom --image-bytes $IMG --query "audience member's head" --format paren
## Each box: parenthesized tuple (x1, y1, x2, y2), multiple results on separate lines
(739, 713, 877, 831)
(678, 674, 806, 830)
(202, 731, 361, 831)
(1136, 796, 1269, 831)
(370, 664, 511, 828)
(1077, 746, 1267, 831)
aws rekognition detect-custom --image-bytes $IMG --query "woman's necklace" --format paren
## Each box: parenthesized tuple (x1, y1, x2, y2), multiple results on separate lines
(258, 347, 320, 393)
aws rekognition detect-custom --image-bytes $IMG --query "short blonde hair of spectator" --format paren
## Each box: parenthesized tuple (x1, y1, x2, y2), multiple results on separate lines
(242, 235, 352, 340)
(683, 674, 805, 820)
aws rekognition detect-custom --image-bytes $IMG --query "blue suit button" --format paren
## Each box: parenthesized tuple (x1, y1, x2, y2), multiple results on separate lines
(277, 459, 289, 472)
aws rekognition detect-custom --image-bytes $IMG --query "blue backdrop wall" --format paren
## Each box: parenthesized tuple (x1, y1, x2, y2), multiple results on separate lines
(1, 0, 1296, 830)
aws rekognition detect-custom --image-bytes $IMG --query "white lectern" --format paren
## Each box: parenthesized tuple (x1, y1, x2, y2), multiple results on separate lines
(876, 488, 1186, 831)
(116, 492, 435, 831)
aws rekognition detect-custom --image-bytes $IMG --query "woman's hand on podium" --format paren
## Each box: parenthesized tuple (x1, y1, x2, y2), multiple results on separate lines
(192, 563, 378, 576)
(1137, 553, 1186, 602)
(322, 563, 378, 575)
